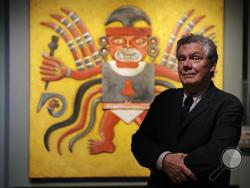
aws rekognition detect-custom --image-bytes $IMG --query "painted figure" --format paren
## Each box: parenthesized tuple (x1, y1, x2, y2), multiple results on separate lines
(39, 6, 214, 155)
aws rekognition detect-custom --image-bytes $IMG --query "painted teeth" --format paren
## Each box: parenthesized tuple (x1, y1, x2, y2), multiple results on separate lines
(117, 53, 139, 60)
(115, 49, 142, 62)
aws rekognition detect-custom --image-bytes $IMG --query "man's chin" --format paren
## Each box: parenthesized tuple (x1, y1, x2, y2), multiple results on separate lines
(181, 78, 196, 85)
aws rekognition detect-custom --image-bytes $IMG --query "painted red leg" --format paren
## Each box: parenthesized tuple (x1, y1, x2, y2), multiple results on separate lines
(134, 110, 148, 126)
(89, 110, 120, 154)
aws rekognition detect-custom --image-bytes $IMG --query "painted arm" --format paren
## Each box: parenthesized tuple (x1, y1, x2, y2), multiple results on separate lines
(40, 8, 102, 82)
(154, 63, 179, 82)
(40, 53, 102, 81)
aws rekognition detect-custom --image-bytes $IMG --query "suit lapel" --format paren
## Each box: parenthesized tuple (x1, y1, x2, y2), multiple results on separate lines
(175, 89, 185, 131)
(178, 82, 218, 134)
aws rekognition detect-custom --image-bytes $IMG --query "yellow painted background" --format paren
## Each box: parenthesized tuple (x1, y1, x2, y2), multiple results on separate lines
(30, 0, 224, 177)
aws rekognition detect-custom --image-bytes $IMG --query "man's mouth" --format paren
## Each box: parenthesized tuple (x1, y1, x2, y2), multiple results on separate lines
(182, 73, 195, 77)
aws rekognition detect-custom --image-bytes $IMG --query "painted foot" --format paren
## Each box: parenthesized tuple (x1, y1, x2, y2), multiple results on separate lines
(88, 140, 115, 154)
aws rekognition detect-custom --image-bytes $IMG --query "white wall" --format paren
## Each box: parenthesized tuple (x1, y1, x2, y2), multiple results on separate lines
(225, 1, 250, 188)
(224, 0, 243, 99)
(0, 0, 7, 188)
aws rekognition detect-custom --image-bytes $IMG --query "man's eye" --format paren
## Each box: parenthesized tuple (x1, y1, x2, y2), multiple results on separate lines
(177, 57, 186, 62)
(192, 56, 201, 61)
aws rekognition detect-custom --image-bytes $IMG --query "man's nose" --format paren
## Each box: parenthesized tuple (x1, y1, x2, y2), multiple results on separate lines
(183, 58, 192, 67)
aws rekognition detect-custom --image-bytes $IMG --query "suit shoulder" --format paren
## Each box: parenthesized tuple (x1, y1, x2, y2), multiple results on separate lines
(214, 88, 243, 107)
(150, 88, 181, 108)
(156, 88, 182, 99)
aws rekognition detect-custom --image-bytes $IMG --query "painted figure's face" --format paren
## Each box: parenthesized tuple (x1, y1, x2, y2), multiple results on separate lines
(108, 35, 148, 63)
(177, 42, 215, 89)
(105, 27, 151, 67)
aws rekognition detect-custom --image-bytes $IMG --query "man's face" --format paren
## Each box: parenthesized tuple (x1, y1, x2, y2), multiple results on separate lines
(177, 42, 216, 89)
(108, 35, 148, 64)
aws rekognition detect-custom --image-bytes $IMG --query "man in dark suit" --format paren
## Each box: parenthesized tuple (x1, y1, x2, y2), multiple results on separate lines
(131, 34, 243, 188)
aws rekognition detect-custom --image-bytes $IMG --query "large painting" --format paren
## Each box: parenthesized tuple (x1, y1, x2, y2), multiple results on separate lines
(29, 0, 224, 178)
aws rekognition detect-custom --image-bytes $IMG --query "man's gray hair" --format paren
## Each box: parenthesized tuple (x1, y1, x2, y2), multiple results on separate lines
(176, 34, 218, 66)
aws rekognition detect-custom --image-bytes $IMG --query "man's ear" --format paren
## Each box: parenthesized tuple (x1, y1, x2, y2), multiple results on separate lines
(210, 64, 216, 72)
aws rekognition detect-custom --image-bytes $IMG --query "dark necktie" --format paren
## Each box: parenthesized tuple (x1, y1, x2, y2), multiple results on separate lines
(180, 95, 194, 125)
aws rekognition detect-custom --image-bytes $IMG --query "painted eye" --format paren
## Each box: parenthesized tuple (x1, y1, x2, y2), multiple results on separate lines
(112, 37, 125, 45)
(134, 37, 146, 45)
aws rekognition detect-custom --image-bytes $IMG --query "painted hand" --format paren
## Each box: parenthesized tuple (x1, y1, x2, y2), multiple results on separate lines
(40, 52, 68, 81)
